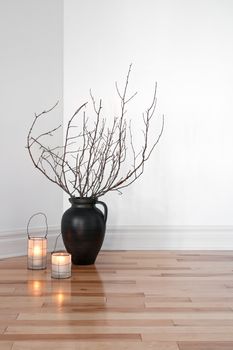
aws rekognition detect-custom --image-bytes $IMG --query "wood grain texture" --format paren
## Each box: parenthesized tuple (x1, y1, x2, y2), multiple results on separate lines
(0, 342, 13, 350)
(178, 342, 233, 350)
(11, 341, 179, 350)
(0, 251, 233, 349)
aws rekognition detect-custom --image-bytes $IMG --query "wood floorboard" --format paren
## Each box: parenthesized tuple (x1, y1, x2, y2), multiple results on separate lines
(0, 341, 13, 350)
(10, 341, 179, 350)
(0, 251, 233, 349)
(178, 342, 233, 350)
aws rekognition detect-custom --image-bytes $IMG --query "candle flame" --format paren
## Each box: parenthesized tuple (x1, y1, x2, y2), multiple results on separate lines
(33, 245, 42, 256)
(58, 256, 66, 264)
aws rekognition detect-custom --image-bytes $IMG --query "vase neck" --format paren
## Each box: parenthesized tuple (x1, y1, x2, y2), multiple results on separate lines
(69, 197, 97, 208)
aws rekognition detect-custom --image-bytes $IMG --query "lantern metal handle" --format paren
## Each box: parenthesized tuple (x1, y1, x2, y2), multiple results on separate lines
(27, 212, 48, 239)
(52, 233, 62, 254)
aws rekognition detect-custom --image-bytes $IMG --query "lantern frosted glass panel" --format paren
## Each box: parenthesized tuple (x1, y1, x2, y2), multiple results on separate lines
(51, 252, 71, 279)
(27, 237, 47, 270)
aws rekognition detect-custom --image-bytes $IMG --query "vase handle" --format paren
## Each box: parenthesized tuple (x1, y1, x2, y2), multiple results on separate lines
(96, 200, 108, 224)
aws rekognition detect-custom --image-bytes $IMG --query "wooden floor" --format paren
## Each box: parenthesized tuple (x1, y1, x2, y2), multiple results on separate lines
(0, 251, 233, 349)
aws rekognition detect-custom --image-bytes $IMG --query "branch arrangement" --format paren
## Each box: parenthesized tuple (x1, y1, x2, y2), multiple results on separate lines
(26, 65, 164, 198)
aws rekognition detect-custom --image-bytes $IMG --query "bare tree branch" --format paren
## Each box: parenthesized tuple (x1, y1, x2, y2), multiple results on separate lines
(26, 66, 164, 198)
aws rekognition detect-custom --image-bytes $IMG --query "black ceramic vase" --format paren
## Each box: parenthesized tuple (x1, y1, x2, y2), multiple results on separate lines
(61, 197, 108, 265)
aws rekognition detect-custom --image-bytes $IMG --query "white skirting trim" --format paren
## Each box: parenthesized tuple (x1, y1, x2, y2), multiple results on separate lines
(0, 225, 233, 258)
(0, 226, 64, 259)
(103, 225, 233, 250)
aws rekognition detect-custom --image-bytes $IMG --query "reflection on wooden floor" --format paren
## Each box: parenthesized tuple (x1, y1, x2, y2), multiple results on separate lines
(0, 251, 233, 349)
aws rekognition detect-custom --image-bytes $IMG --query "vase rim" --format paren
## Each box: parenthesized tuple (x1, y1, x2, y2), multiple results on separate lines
(69, 197, 97, 204)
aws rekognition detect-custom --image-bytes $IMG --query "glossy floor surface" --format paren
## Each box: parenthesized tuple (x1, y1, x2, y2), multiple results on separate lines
(0, 251, 233, 349)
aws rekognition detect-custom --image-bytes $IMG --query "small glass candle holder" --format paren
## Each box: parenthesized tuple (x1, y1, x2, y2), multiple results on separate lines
(28, 237, 47, 270)
(27, 212, 48, 270)
(51, 252, 71, 279)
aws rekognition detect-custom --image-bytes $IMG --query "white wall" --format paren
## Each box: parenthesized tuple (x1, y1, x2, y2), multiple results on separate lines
(0, 0, 63, 247)
(1, 0, 233, 256)
(64, 0, 233, 241)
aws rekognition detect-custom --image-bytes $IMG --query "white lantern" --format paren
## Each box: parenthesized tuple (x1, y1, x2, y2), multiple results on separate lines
(27, 212, 48, 270)
(51, 252, 71, 279)
(27, 237, 47, 269)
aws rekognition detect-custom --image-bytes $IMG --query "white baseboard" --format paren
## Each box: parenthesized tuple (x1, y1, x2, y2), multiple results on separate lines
(0, 226, 64, 259)
(0, 225, 233, 259)
(103, 225, 233, 250)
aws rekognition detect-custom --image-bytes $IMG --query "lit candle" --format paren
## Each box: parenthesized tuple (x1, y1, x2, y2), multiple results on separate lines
(51, 252, 71, 279)
(27, 237, 47, 270)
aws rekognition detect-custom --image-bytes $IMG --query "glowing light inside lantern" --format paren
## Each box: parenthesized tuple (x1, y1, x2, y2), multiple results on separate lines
(33, 245, 42, 256)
